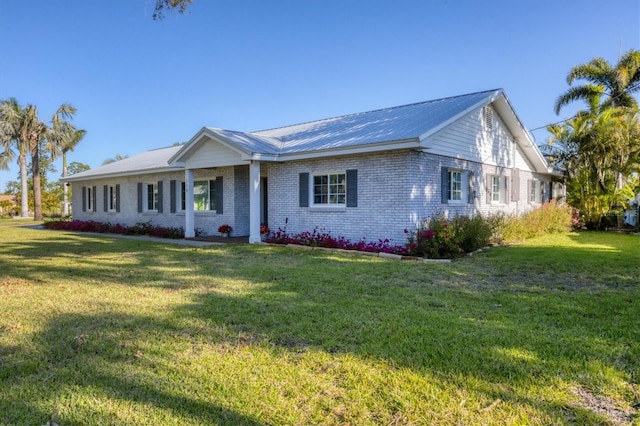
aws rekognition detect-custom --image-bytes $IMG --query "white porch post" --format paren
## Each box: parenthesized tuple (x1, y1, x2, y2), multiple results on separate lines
(249, 160, 261, 244)
(185, 168, 195, 238)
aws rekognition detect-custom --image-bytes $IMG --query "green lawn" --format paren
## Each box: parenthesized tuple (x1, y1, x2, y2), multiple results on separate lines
(0, 227, 638, 425)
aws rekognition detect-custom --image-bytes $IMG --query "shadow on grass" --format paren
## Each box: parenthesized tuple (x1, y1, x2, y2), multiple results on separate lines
(1, 228, 638, 424)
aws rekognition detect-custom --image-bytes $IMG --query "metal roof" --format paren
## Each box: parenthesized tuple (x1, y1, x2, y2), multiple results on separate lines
(254, 89, 501, 153)
(64, 145, 183, 181)
(65, 89, 549, 181)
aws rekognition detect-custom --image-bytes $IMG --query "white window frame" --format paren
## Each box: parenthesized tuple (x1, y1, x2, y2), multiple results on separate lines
(193, 179, 217, 212)
(144, 182, 159, 212)
(488, 175, 507, 205)
(313, 172, 346, 206)
(448, 169, 468, 204)
(107, 185, 117, 212)
(530, 180, 541, 204)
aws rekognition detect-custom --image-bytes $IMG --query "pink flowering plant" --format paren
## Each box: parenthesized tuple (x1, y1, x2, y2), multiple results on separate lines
(266, 227, 409, 255)
(44, 219, 185, 239)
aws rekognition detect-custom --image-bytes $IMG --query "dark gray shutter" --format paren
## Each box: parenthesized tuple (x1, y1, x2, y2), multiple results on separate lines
(503, 176, 509, 204)
(299, 173, 309, 207)
(511, 168, 520, 202)
(215, 177, 223, 214)
(137, 182, 143, 212)
(346, 169, 357, 207)
(115, 184, 121, 212)
(157, 181, 163, 212)
(92, 186, 97, 212)
(441, 167, 449, 204)
(485, 174, 492, 204)
(170, 180, 176, 213)
(467, 171, 475, 204)
(82, 187, 87, 212)
(103, 185, 108, 212)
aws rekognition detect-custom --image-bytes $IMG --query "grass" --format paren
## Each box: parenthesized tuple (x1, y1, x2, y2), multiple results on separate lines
(0, 227, 638, 425)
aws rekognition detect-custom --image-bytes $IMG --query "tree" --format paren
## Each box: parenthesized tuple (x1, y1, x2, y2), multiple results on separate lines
(67, 161, 90, 175)
(152, 0, 193, 20)
(0, 98, 79, 220)
(547, 106, 640, 228)
(49, 122, 85, 217)
(554, 49, 640, 115)
(102, 154, 129, 165)
(0, 99, 47, 218)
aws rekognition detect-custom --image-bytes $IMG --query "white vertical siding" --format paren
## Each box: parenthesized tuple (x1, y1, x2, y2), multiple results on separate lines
(425, 105, 516, 169)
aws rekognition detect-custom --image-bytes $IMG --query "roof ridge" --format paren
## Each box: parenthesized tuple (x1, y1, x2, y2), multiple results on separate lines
(252, 88, 502, 135)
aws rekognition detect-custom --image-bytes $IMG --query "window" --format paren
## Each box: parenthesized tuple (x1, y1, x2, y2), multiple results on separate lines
(146, 183, 158, 211)
(107, 185, 118, 211)
(193, 180, 217, 211)
(442, 168, 474, 204)
(491, 176, 501, 202)
(313, 173, 346, 205)
(449, 170, 463, 201)
(299, 171, 357, 208)
(529, 179, 541, 204)
(487, 174, 507, 204)
(84, 186, 94, 212)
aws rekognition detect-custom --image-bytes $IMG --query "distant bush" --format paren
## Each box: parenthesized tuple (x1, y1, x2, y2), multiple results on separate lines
(44, 219, 185, 239)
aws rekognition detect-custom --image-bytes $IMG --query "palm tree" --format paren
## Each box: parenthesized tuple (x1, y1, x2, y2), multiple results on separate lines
(45, 104, 80, 218)
(554, 49, 640, 115)
(0, 98, 43, 218)
(60, 129, 86, 217)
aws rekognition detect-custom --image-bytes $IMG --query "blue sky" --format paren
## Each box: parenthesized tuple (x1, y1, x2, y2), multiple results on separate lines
(1, 0, 639, 189)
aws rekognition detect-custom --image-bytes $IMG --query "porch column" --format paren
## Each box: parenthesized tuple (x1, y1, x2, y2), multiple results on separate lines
(185, 168, 195, 238)
(249, 160, 261, 244)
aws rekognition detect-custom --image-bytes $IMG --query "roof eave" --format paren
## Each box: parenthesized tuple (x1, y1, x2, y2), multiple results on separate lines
(62, 166, 184, 182)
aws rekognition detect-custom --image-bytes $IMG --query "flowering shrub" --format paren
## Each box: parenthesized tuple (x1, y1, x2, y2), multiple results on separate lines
(218, 224, 232, 234)
(266, 227, 409, 255)
(405, 214, 493, 258)
(260, 224, 270, 235)
(44, 220, 184, 239)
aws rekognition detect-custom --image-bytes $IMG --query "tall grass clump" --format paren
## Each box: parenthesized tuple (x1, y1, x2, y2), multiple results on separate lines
(497, 200, 574, 243)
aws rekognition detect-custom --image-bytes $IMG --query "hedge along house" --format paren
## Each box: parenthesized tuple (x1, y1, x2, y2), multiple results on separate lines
(64, 89, 561, 244)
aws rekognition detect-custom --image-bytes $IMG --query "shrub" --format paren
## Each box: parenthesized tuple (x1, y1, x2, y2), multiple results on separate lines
(44, 219, 185, 239)
(265, 227, 408, 255)
(405, 214, 493, 259)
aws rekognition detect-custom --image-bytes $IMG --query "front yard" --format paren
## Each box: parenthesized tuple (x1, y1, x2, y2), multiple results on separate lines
(0, 227, 638, 425)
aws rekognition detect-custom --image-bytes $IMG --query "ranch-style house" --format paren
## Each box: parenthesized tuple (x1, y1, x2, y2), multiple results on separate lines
(63, 89, 563, 244)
